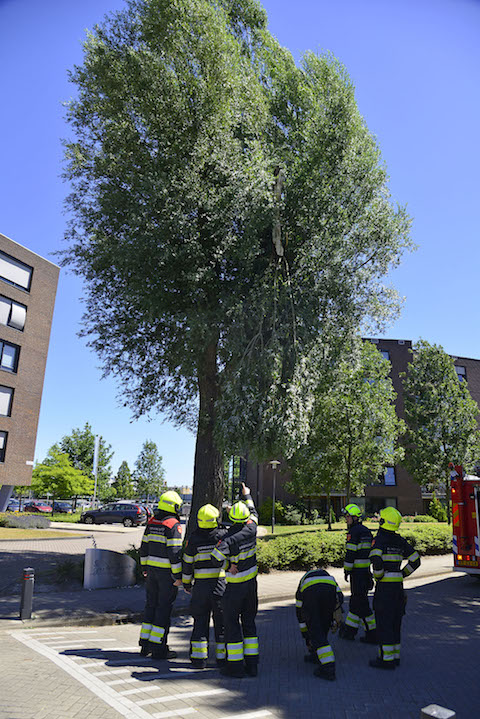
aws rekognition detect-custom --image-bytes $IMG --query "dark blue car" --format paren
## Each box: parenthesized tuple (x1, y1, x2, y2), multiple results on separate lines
(80, 502, 147, 527)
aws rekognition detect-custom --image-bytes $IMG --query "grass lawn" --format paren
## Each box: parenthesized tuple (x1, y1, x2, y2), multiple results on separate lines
(0, 528, 84, 539)
(50, 512, 83, 523)
(259, 520, 441, 538)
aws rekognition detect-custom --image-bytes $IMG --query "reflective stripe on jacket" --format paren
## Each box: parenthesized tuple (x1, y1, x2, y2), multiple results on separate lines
(369, 527, 421, 584)
(344, 522, 373, 572)
(211, 495, 258, 584)
(140, 514, 183, 578)
(182, 526, 228, 585)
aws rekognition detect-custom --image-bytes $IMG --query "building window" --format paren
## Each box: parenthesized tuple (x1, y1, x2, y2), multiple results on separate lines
(384, 466, 396, 486)
(385, 497, 398, 508)
(380, 350, 390, 361)
(455, 365, 466, 382)
(0, 341, 20, 372)
(0, 251, 33, 292)
(0, 295, 27, 331)
(0, 386, 13, 416)
(0, 431, 7, 462)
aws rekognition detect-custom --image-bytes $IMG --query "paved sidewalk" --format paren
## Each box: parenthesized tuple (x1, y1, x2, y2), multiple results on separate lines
(0, 554, 455, 628)
(1, 572, 475, 719)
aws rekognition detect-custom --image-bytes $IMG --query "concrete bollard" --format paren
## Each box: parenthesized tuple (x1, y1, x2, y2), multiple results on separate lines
(19, 567, 34, 620)
(421, 705, 456, 719)
(84, 548, 137, 590)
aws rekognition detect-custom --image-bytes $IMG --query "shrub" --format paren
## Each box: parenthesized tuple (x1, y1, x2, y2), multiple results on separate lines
(54, 558, 84, 584)
(258, 498, 286, 525)
(0, 513, 50, 529)
(428, 492, 448, 522)
(124, 544, 145, 583)
(282, 505, 303, 525)
(257, 524, 452, 572)
(413, 515, 437, 523)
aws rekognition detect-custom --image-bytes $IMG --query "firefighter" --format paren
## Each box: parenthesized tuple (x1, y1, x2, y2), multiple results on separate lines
(339, 503, 376, 643)
(211, 483, 259, 678)
(295, 568, 343, 681)
(182, 504, 228, 669)
(138, 490, 183, 659)
(369, 506, 421, 669)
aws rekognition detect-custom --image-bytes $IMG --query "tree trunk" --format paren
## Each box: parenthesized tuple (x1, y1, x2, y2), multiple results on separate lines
(327, 492, 332, 531)
(188, 341, 224, 536)
(345, 444, 352, 504)
(445, 468, 451, 525)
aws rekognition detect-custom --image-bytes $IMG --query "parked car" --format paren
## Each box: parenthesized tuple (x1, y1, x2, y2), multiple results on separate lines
(143, 504, 154, 520)
(24, 502, 53, 514)
(52, 501, 73, 514)
(80, 502, 147, 527)
(6, 499, 21, 512)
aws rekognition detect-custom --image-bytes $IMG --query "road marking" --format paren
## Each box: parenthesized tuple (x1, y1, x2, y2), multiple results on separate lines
(91, 668, 131, 677)
(105, 677, 140, 686)
(10, 631, 172, 719)
(117, 670, 215, 695)
(152, 710, 197, 718)
(137, 689, 227, 706)
(44, 639, 116, 647)
(24, 630, 99, 636)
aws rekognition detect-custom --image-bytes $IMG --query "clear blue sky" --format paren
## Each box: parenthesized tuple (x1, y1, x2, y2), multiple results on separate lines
(1, 0, 479, 485)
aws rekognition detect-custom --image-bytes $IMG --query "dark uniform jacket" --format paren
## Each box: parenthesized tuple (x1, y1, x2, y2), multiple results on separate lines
(140, 511, 183, 580)
(369, 527, 421, 585)
(211, 494, 258, 584)
(344, 522, 373, 574)
(295, 569, 343, 629)
(182, 526, 228, 588)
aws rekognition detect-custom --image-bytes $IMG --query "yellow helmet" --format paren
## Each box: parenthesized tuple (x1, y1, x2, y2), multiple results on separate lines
(343, 503, 362, 518)
(197, 504, 219, 529)
(229, 501, 250, 523)
(157, 491, 182, 514)
(379, 506, 401, 532)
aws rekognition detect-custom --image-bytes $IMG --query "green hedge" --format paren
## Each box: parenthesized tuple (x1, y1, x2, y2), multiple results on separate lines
(0, 513, 50, 529)
(257, 524, 452, 572)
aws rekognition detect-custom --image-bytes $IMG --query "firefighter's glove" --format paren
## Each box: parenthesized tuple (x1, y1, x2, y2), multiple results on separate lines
(331, 606, 343, 633)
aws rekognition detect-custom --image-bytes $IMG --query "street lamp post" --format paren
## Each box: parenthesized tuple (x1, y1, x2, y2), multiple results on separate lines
(269, 460, 281, 534)
(92, 434, 100, 509)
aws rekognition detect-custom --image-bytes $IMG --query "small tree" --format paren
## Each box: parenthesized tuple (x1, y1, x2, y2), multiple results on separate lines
(428, 491, 447, 522)
(112, 461, 135, 500)
(289, 340, 405, 513)
(134, 441, 166, 501)
(59, 423, 114, 501)
(32, 448, 93, 505)
(402, 341, 480, 523)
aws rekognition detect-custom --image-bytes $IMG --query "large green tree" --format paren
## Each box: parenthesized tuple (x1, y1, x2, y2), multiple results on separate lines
(134, 440, 166, 500)
(401, 341, 480, 522)
(112, 460, 135, 499)
(62, 0, 412, 522)
(59, 423, 114, 501)
(32, 448, 93, 503)
(289, 340, 405, 512)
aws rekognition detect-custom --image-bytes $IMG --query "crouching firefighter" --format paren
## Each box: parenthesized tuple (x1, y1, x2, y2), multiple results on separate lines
(182, 504, 228, 669)
(369, 507, 421, 670)
(139, 491, 183, 659)
(211, 483, 259, 678)
(295, 568, 344, 681)
(340, 503, 376, 643)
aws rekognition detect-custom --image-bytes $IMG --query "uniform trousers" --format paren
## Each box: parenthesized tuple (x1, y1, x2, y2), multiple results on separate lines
(373, 583, 405, 662)
(302, 588, 336, 665)
(347, 571, 375, 631)
(140, 569, 178, 650)
(222, 577, 258, 666)
(190, 578, 225, 661)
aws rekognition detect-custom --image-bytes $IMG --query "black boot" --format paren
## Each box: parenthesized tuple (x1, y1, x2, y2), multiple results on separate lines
(151, 646, 177, 660)
(139, 641, 151, 657)
(304, 652, 319, 664)
(220, 661, 245, 678)
(338, 623, 356, 641)
(245, 657, 258, 677)
(190, 658, 207, 669)
(314, 664, 336, 681)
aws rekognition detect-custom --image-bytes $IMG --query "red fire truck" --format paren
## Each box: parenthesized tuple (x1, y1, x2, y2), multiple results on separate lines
(450, 464, 480, 575)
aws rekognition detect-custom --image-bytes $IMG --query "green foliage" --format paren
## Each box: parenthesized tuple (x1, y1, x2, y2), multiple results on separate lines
(54, 558, 84, 584)
(288, 340, 405, 503)
(58, 423, 114, 501)
(258, 497, 286, 525)
(428, 492, 448, 522)
(257, 524, 451, 571)
(50, 512, 83, 523)
(0, 513, 50, 528)
(134, 441, 166, 499)
(112, 461, 135, 500)
(32, 448, 93, 500)
(402, 341, 480, 498)
(124, 544, 146, 583)
(412, 515, 437, 523)
(62, 0, 412, 514)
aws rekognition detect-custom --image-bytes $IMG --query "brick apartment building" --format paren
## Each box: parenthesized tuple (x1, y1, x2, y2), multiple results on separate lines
(0, 233, 59, 512)
(243, 338, 480, 517)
